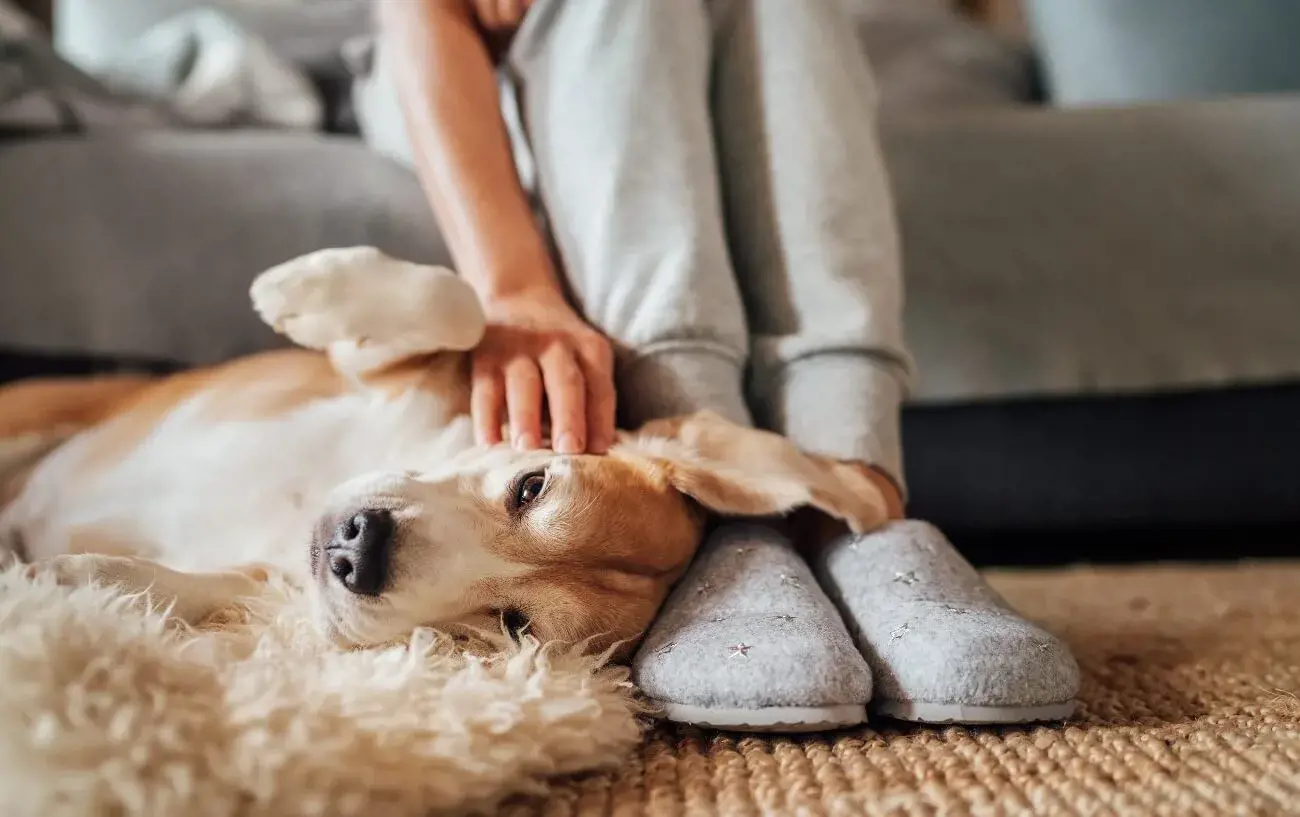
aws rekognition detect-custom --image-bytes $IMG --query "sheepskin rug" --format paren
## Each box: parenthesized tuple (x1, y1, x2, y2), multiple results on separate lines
(0, 568, 646, 816)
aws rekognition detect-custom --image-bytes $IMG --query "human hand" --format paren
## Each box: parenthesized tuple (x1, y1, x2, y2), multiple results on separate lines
(471, 287, 616, 454)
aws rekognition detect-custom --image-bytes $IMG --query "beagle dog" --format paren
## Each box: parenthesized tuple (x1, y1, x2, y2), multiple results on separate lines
(0, 248, 887, 655)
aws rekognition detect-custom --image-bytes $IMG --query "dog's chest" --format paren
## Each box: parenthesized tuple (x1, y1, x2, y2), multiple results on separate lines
(5, 390, 473, 571)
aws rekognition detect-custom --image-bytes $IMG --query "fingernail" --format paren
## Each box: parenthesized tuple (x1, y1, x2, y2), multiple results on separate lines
(555, 433, 581, 454)
(589, 435, 610, 454)
(514, 433, 539, 450)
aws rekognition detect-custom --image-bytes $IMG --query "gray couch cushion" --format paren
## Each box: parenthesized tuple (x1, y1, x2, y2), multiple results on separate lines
(0, 132, 448, 364)
(848, 0, 1034, 112)
(3, 98, 1299, 404)
(886, 95, 1300, 403)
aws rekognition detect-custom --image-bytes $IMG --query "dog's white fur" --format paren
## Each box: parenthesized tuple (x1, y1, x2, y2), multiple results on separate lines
(0, 248, 887, 655)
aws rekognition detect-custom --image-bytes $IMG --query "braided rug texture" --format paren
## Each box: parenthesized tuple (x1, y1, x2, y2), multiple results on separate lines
(510, 562, 1300, 816)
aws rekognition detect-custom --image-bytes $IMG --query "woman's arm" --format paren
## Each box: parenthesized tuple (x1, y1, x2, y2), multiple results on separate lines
(378, 0, 616, 455)
(377, 0, 557, 302)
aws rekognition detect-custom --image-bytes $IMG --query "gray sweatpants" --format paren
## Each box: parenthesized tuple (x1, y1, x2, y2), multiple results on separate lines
(356, 0, 912, 486)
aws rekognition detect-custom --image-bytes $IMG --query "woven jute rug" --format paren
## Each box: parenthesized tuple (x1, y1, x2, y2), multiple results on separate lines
(508, 561, 1300, 816)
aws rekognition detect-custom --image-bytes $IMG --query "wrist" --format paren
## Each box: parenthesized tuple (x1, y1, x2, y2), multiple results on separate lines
(463, 246, 565, 308)
(475, 276, 568, 315)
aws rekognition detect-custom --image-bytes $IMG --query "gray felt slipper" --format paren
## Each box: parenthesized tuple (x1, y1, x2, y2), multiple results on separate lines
(632, 523, 872, 732)
(812, 520, 1080, 724)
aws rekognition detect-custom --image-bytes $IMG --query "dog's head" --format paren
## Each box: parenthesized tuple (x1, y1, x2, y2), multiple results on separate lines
(308, 411, 888, 655)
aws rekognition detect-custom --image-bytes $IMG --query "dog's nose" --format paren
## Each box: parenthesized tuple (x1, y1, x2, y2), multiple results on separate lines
(326, 509, 394, 596)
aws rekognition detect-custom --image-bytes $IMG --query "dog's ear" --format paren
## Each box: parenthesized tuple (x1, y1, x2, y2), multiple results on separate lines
(622, 411, 888, 534)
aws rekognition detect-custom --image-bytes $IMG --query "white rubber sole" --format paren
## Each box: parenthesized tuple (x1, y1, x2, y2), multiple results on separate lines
(658, 702, 867, 733)
(873, 699, 1078, 725)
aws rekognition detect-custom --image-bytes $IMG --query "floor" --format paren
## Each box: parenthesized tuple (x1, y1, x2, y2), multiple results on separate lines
(508, 562, 1300, 816)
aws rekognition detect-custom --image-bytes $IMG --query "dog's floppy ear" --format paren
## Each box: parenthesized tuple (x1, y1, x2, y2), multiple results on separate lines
(624, 411, 889, 534)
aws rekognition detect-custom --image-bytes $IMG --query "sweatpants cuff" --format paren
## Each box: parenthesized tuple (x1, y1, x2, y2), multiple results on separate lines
(617, 348, 752, 430)
(754, 353, 907, 496)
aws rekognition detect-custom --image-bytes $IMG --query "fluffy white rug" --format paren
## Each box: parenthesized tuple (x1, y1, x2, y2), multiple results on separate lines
(0, 569, 646, 816)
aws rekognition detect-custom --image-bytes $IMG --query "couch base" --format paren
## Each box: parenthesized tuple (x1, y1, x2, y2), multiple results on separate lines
(905, 382, 1300, 562)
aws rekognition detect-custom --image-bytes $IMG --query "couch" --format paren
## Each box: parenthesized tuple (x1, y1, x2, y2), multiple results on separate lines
(3, 0, 1298, 565)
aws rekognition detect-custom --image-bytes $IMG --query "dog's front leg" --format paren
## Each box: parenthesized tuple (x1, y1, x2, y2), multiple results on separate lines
(26, 555, 269, 625)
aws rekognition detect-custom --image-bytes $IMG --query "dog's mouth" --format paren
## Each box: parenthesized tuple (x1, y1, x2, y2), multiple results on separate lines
(308, 513, 337, 578)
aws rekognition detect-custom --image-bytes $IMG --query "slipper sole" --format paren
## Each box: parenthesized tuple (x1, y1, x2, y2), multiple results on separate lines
(874, 698, 1078, 724)
(657, 702, 867, 732)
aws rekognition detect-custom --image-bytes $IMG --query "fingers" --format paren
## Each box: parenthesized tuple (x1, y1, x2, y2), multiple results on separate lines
(497, 0, 523, 25)
(577, 341, 616, 454)
(500, 0, 532, 26)
(471, 0, 497, 29)
(474, 0, 529, 30)
(504, 357, 544, 450)
(473, 354, 546, 451)
(541, 348, 586, 455)
(470, 320, 615, 455)
(471, 361, 505, 446)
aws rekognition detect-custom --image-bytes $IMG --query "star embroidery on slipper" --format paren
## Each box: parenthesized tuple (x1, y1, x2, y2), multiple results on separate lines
(893, 571, 920, 585)
(695, 581, 714, 596)
(889, 623, 910, 641)
(734, 546, 753, 556)
(779, 573, 801, 588)
(654, 641, 677, 656)
(728, 643, 753, 659)
(772, 614, 796, 623)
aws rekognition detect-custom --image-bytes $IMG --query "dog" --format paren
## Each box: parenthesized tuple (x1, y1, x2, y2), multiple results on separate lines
(0, 248, 888, 655)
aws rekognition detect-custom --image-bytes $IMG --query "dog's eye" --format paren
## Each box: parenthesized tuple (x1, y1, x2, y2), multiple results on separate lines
(510, 470, 547, 511)
(500, 608, 530, 638)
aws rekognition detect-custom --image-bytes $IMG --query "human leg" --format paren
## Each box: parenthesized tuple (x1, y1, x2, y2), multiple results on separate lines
(708, 0, 910, 484)
(812, 521, 1079, 724)
(705, 0, 1078, 723)
(500, 0, 872, 730)
(500, 0, 753, 428)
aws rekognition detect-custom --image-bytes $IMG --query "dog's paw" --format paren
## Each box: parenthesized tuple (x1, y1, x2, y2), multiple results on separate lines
(250, 246, 485, 353)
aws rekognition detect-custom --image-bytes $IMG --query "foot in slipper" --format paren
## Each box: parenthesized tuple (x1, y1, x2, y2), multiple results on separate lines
(813, 520, 1080, 724)
(632, 523, 871, 732)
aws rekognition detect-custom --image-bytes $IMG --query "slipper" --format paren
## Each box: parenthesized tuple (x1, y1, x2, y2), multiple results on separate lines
(632, 523, 871, 732)
(812, 520, 1080, 724)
